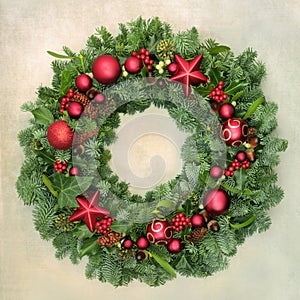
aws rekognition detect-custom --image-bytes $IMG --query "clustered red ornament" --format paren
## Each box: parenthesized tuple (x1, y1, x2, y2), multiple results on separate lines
(95, 215, 115, 234)
(171, 212, 191, 231)
(209, 81, 228, 102)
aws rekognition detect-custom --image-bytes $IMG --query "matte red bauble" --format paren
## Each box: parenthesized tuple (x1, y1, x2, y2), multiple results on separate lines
(136, 236, 149, 249)
(124, 56, 143, 74)
(221, 118, 249, 146)
(123, 239, 134, 249)
(75, 74, 92, 92)
(146, 219, 174, 246)
(167, 238, 182, 253)
(236, 151, 247, 162)
(92, 55, 121, 85)
(67, 101, 83, 119)
(203, 188, 230, 216)
(47, 120, 74, 150)
(69, 166, 80, 176)
(219, 103, 235, 119)
(167, 62, 179, 75)
(210, 166, 223, 179)
(191, 214, 205, 227)
(94, 93, 105, 104)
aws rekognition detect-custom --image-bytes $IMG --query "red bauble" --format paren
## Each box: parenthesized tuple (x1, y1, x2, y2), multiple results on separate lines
(236, 151, 247, 162)
(136, 236, 149, 250)
(146, 219, 174, 246)
(124, 56, 143, 74)
(210, 166, 223, 179)
(191, 214, 205, 227)
(221, 118, 249, 146)
(167, 62, 179, 75)
(75, 74, 92, 92)
(94, 93, 105, 103)
(203, 188, 230, 216)
(67, 101, 83, 119)
(47, 120, 74, 150)
(92, 55, 121, 85)
(123, 239, 134, 249)
(69, 166, 80, 176)
(219, 103, 235, 119)
(167, 238, 182, 253)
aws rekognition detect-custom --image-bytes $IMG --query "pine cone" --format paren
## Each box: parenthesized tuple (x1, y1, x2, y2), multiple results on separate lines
(186, 227, 207, 243)
(74, 126, 99, 145)
(55, 213, 74, 232)
(98, 231, 123, 247)
(84, 103, 99, 119)
(97, 98, 116, 118)
(247, 127, 257, 138)
(72, 92, 90, 107)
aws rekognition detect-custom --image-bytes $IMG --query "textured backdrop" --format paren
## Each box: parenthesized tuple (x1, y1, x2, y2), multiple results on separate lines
(1, 0, 300, 299)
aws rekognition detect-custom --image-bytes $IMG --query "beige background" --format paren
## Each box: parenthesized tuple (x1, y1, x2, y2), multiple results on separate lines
(1, 0, 300, 299)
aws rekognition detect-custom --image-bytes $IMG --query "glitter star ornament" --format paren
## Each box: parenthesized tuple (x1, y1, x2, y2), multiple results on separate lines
(170, 54, 208, 96)
(69, 190, 110, 232)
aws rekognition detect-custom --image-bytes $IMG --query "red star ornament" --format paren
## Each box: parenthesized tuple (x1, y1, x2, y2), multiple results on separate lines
(69, 190, 110, 232)
(170, 54, 208, 96)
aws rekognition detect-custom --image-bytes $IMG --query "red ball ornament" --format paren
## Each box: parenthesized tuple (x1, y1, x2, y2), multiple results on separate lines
(191, 214, 205, 227)
(69, 166, 80, 176)
(47, 120, 74, 150)
(203, 188, 230, 216)
(221, 118, 249, 146)
(123, 239, 134, 249)
(167, 238, 182, 253)
(210, 166, 223, 179)
(75, 74, 92, 92)
(67, 101, 83, 119)
(124, 56, 143, 74)
(167, 62, 179, 75)
(219, 103, 235, 119)
(94, 93, 105, 103)
(146, 219, 174, 246)
(236, 151, 247, 162)
(136, 236, 149, 250)
(92, 54, 121, 85)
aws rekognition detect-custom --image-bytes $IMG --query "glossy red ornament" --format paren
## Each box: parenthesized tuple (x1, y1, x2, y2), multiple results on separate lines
(221, 118, 249, 146)
(69, 166, 80, 176)
(92, 54, 121, 85)
(67, 101, 83, 119)
(191, 214, 205, 227)
(146, 219, 174, 246)
(75, 74, 92, 92)
(219, 103, 235, 119)
(236, 151, 247, 162)
(210, 166, 223, 179)
(167, 238, 182, 253)
(69, 190, 110, 232)
(203, 188, 230, 216)
(170, 54, 208, 96)
(136, 236, 149, 249)
(124, 56, 143, 74)
(167, 62, 179, 75)
(123, 239, 134, 249)
(94, 93, 105, 103)
(47, 120, 74, 150)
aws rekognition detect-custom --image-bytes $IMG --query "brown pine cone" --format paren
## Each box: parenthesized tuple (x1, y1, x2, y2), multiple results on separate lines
(72, 92, 91, 107)
(84, 103, 99, 119)
(74, 126, 99, 145)
(98, 231, 123, 247)
(186, 227, 207, 243)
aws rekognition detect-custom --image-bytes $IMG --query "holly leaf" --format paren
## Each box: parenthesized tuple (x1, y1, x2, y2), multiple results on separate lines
(207, 68, 221, 86)
(51, 173, 93, 208)
(209, 45, 230, 55)
(147, 251, 176, 278)
(31, 107, 54, 125)
(59, 70, 73, 97)
(73, 224, 95, 239)
(79, 237, 99, 258)
(175, 254, 194, 273)
(110, 221, 132, 233)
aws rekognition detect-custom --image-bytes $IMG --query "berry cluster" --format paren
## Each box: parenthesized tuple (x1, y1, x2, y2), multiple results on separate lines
(224, 151, 251, 177)
(132, 48, 154, 71)
(59, 88, 74, 113)
(54, 159, 68, 173)
(95, 216, 115, 235)
(171, 213, 191, 232)
(209, 81, 228, 103)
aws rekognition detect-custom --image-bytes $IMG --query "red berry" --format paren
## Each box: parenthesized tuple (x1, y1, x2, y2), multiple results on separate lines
(145, 50, 150, 56)
(149, 59, 154, 65)
(140, 48, 146, 54)
(132, 51, 137, 57)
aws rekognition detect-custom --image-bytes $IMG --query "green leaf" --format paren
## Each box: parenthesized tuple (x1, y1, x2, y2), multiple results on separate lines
(42, 174, 58, 198)
(146, 251, 176, 278)
(47, 50, 75, 59)
(221, 183, 252, 195)
(79, 238, 99, 258)
(156, 200, 175, 211)
(243, 97, 265, 120)
(35, 150, 56, 164)
(110, 221, 132, 233)
(224, 80, 248, 95)
(73, 224, 95, 238)
(51, 173, 93, 208)
(231, 90, 244, 102)
(208, 68, 221, 86)
(31, 107, 54, 125)
(230, 214, 256, 229)
(209, 45, 230, 55)
(175, 254, 194, 273)
(59, 70, 73, 97)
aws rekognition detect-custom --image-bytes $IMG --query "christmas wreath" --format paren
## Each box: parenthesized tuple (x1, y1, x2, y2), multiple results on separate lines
(17, 17, 287, 286)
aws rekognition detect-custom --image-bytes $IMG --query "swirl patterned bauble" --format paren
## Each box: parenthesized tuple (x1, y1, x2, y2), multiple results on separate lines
(221, 118, 249, 146)
(146, 219, 174, 245)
